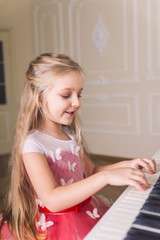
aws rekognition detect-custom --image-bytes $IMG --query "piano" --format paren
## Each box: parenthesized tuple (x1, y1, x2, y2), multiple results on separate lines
(84, 150, 160, 240)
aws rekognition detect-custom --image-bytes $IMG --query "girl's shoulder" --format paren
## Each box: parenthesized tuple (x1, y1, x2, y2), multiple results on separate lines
(25, 129, 47, 142)
(22, 130, 46, 154)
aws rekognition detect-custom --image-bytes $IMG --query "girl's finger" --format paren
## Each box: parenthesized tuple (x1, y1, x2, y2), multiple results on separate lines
(136, 158, 151, 173)
(128, 179, 149, 191)
(131, 169, 149, 186)
(141, 157, 156, 173)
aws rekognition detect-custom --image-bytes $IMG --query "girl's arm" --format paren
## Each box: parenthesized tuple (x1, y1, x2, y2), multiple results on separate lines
(84, 153, 156, 176)
(23, 152, 150, 212)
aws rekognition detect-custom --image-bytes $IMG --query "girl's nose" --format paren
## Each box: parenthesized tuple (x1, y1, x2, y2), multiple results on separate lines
(71, 96, 81, 108)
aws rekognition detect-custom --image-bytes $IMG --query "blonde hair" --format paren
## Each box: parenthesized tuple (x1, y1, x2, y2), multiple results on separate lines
(0, 53, 87, 240)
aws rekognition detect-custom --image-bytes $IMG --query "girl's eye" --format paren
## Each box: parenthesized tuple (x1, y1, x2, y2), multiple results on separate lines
(62, 95, 70, 99)
(61, 93, 82, 98)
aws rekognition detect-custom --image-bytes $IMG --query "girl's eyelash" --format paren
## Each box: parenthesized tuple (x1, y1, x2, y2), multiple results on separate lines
(62, 95, 69, 98)
(62, 94, 82, 98)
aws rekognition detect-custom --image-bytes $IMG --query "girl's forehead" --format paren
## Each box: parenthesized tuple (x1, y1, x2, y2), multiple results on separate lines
(53, 71, 83, 89)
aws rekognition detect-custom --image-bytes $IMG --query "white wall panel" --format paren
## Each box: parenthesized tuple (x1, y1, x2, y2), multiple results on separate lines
(68, 0, 137, 84)
(81, 94, 139, 135)
(147, 0, 160, 81)
(34, 0, 64, 55)
(33, 0, 160, 157)
(148, 94, 160, 136)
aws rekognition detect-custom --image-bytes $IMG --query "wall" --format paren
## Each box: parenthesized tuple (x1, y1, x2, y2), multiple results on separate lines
(0, 0, 160, 158)
(31, 0, 160, 158)
(0, 0, 35, 94)
(0, 0, 35, 153)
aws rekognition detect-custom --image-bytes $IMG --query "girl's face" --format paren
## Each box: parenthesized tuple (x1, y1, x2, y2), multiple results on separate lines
(42, 71, 83, 129)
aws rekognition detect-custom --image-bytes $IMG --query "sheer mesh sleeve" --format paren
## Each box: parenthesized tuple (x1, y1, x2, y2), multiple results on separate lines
(22, 138, 44, 154)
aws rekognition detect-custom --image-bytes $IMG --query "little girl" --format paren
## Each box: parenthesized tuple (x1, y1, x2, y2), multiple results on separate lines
(0, 53, 155, 240)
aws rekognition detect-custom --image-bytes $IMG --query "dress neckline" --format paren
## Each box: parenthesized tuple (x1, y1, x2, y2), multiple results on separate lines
(35, 129, 73, 142)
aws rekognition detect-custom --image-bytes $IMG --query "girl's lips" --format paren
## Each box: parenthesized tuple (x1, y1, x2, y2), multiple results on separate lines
(65, 111, 75, 116)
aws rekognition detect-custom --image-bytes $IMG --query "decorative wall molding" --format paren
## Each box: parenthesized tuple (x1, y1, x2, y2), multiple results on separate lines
(147, 0, 160, 81)
(84, 74, 136, 86)
(0, 111, 10, 143)
(82, 103, 130, 127)
(39, 12, 57, 53)
(92, 15, 109, 57)
(148, 93, 160, 136)
(68, 0, 137, 84)
(81, 94, 139, 135)
(34, 0, 63, 55)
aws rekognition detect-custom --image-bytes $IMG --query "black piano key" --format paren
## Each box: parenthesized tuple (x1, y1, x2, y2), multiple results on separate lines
(133, 212, 160, 229)
(150, 193, 160, 199)
(148, 194, 160, 200)
(124, 227, 160, 240)
(152, 185, 160, 191)
(142, 202, 160, 213)
(153, 181, 160, 186)
(155, 178, 160, 184)
(150, 188, 160, 195)
(141, 194, 160, 212)
(152, 186, 160, 191)
(146, 195, 160, 205)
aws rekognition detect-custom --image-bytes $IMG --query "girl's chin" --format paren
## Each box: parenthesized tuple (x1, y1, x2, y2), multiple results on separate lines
(62, 119, 74, 126)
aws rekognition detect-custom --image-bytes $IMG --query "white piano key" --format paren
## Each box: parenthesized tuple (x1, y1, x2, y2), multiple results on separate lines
(111, 211, 135, 221)
(122, 195, 144, 202)
(124, 195, 147, 201)
(115, 208, 139, 216)
(95, 228, 125, 240)
(102, 213, 131, 225)
(118, 203, 140, 210)
(101, 221, 131, 232)
(96, 234, 121, 240)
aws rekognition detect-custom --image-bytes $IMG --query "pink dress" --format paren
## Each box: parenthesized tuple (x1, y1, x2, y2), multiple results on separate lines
(1, 129, 110, 240)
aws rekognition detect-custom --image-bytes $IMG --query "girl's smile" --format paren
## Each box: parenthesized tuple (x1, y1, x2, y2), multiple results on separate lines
(65, 111, 75, 117)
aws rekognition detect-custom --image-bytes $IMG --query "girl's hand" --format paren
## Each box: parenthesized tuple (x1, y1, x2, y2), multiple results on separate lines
(127, 157, 156, 174)
(105, 167, 150, 191)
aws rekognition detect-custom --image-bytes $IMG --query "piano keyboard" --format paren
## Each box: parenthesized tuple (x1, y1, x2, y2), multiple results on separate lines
(84, 151, 160, 240)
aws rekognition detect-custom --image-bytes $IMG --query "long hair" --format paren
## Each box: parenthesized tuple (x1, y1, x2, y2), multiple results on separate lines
(0, 53, 87, 240)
